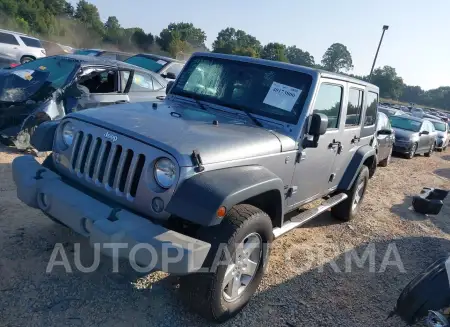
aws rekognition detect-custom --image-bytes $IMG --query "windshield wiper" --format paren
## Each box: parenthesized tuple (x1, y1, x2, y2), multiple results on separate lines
(242, 110, 263, 127)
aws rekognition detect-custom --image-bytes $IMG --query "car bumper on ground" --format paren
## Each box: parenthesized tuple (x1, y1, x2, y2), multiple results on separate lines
(393, 141, 413, 154)
(12, 155, 211, 274)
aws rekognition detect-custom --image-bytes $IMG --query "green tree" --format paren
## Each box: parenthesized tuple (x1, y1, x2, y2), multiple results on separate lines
(167, 31, 193, 58)
(157, 22, 206, 54)
(64, 2, 74, 16)
(130, 28, 154, 50)
(321, 43, 353, 72)
(370, 66, 404, 100)
(74, 0, 104, 35)
(212, 27, 262, 57)
(0, 0, 19, 16)
(261, 43, 288, 62)
(399, 85, 424, 104)
(285, 46, 315, 67)
(104, 16, 123, 44)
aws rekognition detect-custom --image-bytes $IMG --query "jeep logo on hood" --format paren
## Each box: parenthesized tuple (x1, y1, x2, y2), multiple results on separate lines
(104, 131, 118, 142)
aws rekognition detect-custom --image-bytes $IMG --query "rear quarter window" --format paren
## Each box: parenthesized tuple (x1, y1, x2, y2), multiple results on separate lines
(365, 91, 378, 126)
(20, 36, 42, 48)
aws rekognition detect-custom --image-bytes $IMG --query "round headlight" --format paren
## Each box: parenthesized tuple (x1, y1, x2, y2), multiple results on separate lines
(154, 158, 176, 189)
(62, 122, 74, 146)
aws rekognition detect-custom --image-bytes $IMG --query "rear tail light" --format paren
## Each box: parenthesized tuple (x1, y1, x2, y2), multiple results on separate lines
(10, 63, 19, 68)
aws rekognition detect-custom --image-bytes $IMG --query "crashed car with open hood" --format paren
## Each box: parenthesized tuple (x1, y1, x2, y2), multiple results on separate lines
(0, 54, 167, 149)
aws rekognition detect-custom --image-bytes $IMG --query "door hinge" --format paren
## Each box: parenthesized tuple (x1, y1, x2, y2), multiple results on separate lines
(287, 186, 298, 197)
(295, 151, 306, 163)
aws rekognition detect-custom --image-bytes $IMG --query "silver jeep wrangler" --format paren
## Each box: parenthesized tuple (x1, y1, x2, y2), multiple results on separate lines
(12, 52, 378, 322)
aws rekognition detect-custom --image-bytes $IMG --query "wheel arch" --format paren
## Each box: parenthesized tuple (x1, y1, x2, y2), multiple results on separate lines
(338, 145, 376, 190)
(166, 165, 285, 227)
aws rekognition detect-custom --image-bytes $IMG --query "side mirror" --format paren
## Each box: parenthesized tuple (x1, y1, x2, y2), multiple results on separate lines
(420, 130, 429, 135)
(309, 113, 328, 136)
(162, 72, 176, 80)
(166, 81, 174, 95)
(377, 129, 392, 136)
(303, 113, 328, 148)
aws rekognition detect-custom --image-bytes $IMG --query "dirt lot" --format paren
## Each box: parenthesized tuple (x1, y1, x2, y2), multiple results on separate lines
(1, 146, 450, 327)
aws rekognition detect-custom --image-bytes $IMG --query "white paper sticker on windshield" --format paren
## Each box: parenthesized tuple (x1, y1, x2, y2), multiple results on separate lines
(263, 82, 301, 111)
(156, 60, 167, 65)
(12, 69, 35, 81)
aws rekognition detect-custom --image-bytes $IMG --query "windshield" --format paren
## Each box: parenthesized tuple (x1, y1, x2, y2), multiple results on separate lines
(170, 56, 312, 124)
(74, 49, 101, 56)
(0, 57, 78, 102)
(431, 120, 447, 132)
(390, 116, 422, 132)
(125, 55, 169, 72)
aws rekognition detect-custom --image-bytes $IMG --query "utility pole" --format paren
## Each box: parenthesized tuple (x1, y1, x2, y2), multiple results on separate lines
(369, 25, 389, 80)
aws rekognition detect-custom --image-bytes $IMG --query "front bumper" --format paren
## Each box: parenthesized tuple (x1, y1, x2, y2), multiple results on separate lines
(12, 155, 211, 274)
(393, 141, 413, 154)
(436, 139, 447, 149)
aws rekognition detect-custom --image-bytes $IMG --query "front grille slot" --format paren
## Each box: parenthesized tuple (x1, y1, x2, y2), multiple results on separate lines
(70, 133, 145, 200)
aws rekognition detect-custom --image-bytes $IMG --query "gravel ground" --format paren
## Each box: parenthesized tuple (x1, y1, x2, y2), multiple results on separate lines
(1, 145, 450, 327)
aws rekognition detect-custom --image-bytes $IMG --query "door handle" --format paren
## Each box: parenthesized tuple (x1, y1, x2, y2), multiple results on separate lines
(351, 135, 360, 144)
(156, 95, 166, 100)
(115, 100, 128, 104)
(328, 139, 343, 154)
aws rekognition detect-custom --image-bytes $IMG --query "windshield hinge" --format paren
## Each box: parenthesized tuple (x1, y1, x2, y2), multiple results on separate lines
(191, 150, 205, 172)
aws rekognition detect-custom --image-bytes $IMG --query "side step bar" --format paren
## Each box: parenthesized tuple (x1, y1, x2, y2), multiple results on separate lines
(273, 193, 348, 238)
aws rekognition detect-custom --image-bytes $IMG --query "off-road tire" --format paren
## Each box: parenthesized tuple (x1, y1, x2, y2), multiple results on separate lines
(331, 166, 369, 222)
(379, 147, 392, 167)
(179, 204, 273, 322)
(424, 143, 435, 157)
(406, 143, 417, 159)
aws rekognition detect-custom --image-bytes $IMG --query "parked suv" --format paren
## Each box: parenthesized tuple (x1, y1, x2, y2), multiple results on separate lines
(0, 29, 46, 63)
(12, 53, 378, 322)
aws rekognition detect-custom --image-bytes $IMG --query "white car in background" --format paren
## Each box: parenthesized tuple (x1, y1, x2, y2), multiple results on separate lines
(410, 107, 424, 118)
(0, 29, 46, 63)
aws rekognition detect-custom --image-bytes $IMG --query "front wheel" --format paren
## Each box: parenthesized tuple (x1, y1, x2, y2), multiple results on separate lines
(331, 165, 369, 222)
(406, 143, 417, 159)
(20, 56, 34, 64)
(180, 204, 273, 322)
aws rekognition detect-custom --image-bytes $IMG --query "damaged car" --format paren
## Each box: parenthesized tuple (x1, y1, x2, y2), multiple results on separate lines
(0, 54, 167, 149)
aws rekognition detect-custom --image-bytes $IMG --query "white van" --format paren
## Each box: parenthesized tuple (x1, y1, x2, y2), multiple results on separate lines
(0, 29, 46, 63)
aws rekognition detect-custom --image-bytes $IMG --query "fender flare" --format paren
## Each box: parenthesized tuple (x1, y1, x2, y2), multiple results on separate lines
(338, 145, 376, 190)
(30, 120, 59, 151)
(166, 165, 285, 226)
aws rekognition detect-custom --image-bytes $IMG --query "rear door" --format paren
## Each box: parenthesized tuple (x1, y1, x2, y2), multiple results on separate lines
(327, 83, 365, 190)
(0, 32, 20, 60)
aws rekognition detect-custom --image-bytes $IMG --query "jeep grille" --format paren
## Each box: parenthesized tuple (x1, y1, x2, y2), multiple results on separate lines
(70, 131, 146, 199)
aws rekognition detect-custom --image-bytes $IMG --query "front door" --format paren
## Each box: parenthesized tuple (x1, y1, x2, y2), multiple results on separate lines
(287, 80, 346, 208)
(418, 121, 430, 151)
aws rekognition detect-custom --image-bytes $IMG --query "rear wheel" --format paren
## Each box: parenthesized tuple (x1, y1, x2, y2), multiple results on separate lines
(180, 204, 272, 322)
(425, 143, 435, 157)
(331, 166, 369, 222)
(379, 147, 392, 167)
(406, 143, 417, 159)
(20, 56, 34, 64)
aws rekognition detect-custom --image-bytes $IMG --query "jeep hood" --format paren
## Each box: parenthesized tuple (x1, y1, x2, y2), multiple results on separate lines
(70, 100, 296, 166)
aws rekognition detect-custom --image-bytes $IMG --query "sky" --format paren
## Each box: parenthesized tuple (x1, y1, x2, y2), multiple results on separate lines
(73, 0, 450, 90)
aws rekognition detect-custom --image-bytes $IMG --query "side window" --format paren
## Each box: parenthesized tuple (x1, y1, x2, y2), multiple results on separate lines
(166, 63, 184, 77)
(430, 122, 436, 132)
(365, 91, 378, 126)
(0, 32, 19, 45)
(130, 72, 155, 92)
(346, 88, 363, 127)
(421, 122, 428, 132)
(313, 83, 343, 129)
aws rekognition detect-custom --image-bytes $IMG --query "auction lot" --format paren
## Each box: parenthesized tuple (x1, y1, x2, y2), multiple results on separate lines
(1, 146, 449, 327)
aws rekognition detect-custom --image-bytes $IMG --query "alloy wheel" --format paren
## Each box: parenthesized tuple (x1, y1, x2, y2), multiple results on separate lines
(222, 232, 262, 302)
